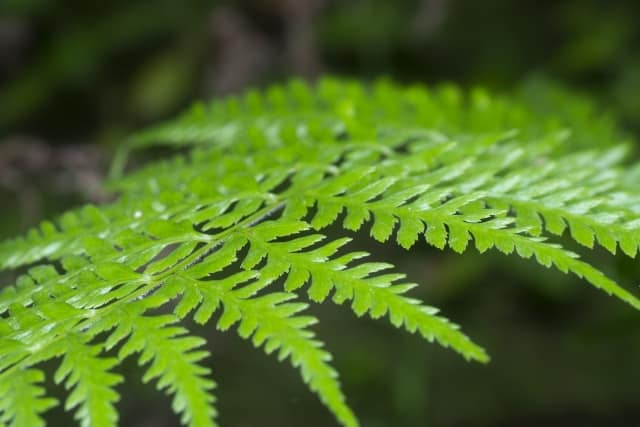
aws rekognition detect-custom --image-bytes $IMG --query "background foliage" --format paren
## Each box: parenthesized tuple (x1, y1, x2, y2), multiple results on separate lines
(0, 1, 639, 426)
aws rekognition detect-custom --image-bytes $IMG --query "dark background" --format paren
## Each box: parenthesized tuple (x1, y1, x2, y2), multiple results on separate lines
(1, 1, 639, 426)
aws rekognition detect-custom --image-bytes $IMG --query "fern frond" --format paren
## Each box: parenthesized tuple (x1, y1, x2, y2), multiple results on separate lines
(166, 272, 357, 427)
(105, 307, 216, 427)
(0, 77, 639, 427)
(0, 368, 57, 427)
(54, 335, 122, 427)
(238, 220, 488, 362)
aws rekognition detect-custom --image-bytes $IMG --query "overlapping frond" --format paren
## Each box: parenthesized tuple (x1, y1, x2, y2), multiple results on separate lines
(102, 307, 216, 427)
(54, 336, 122, 427)
(0, 368, 56, 427)
(0, 78, 638, 427)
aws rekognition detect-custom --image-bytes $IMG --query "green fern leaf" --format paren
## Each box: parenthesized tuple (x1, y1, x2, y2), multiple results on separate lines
(0, 77, 639, 427)
(0, 369, 57, 427)
(54, 335, 122, 427)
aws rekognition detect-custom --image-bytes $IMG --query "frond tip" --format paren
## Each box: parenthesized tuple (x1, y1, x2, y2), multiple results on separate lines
(0, 77, 639, 427)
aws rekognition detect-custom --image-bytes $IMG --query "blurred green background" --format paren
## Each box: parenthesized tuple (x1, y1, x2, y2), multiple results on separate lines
(1, 0, 639, 426)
